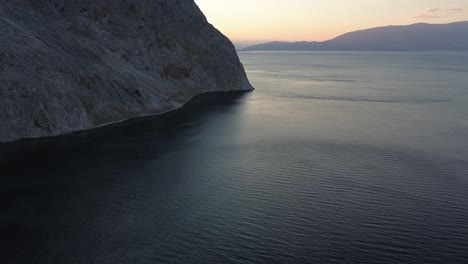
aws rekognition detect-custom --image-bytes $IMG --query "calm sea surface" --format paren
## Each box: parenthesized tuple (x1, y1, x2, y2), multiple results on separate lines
(1, 52, 468, 264)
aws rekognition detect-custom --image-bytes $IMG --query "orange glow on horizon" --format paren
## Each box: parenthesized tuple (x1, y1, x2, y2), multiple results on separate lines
(195, 0, 468, 44)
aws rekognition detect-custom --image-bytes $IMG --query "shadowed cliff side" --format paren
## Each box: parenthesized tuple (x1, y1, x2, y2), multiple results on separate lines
(0, 0, 253, 142)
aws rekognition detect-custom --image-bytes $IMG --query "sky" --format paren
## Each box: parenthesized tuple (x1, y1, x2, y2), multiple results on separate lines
(194, 0, 468, 46)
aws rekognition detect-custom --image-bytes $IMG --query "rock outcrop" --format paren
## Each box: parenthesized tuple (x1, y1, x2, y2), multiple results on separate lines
(0, 0, 253, 142)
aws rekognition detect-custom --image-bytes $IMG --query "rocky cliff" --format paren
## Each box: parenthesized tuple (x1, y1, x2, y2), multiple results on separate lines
(0, 0, 253, 142)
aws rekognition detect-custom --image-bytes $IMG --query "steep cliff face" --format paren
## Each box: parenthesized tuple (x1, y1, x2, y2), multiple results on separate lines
(0, 0, 253, 142)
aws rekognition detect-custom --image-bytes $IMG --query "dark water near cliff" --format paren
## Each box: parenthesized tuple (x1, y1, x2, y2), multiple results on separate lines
(2, 51, 468, 264)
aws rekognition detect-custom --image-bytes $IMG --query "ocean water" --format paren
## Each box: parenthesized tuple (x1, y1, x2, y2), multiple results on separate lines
(1, 51, 468, 264)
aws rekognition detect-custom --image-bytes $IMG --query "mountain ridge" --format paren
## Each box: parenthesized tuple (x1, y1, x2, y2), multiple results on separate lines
(241, 22, 468, 51)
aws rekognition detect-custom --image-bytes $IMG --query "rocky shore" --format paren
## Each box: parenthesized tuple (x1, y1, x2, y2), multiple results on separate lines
(0, 0, 253, 142)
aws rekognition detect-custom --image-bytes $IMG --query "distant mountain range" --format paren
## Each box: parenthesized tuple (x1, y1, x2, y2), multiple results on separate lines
(241, 22, 468, 51)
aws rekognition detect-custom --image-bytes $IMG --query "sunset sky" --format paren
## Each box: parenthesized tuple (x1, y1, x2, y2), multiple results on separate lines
(194, 0, 468, 45)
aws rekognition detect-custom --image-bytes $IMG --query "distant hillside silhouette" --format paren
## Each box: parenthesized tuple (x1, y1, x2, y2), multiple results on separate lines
(242, 22, 468, 51)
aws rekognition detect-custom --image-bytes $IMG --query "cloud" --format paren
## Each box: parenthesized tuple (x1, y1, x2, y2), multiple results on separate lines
(413, 7, 468, 19)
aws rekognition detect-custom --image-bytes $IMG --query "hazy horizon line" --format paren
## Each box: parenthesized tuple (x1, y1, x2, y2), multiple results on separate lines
(232, 20, 468, 48)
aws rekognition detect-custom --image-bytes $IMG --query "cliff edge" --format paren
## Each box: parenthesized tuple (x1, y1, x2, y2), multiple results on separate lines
(0, 0, 253, 142)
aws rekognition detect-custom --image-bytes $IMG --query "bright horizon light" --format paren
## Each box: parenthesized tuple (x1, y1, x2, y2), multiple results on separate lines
(194, 0, 468, 46)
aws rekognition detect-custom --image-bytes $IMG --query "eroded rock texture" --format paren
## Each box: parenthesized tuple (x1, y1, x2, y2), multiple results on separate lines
(0, 0, 253, 142)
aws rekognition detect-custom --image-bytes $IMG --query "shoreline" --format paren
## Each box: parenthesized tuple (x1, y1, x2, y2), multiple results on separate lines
(0, 90, 253, 145)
